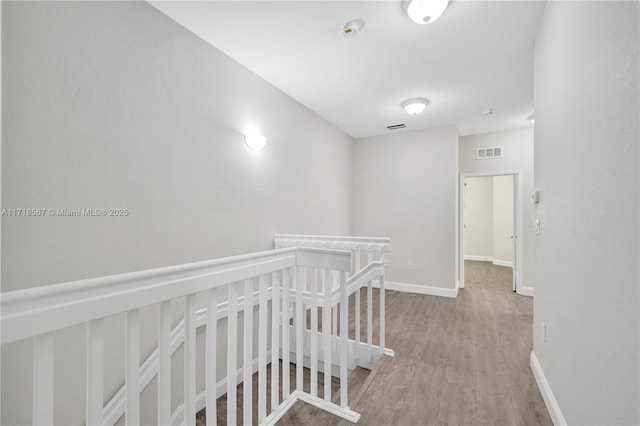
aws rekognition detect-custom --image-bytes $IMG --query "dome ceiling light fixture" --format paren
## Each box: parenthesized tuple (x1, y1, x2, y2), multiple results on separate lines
(402, 98, 430, 115)
(406, 0, 449, 25)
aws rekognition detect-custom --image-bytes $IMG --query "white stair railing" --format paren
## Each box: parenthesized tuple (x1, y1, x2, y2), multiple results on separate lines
(274, 235, 394, 370)
(1, 247, 359, 426)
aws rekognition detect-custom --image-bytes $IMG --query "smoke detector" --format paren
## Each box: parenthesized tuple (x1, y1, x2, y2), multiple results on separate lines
(341, 19, 365, 38)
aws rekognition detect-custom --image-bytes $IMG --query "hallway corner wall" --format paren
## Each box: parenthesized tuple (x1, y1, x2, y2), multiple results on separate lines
(352, 126, 459, 292)
(532, 2, 639, 424)
(1, 2, 353, 424)
(459, 128, 534, 288)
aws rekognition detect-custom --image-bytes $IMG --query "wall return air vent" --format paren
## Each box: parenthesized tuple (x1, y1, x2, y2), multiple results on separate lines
(476, 146, 503, 160)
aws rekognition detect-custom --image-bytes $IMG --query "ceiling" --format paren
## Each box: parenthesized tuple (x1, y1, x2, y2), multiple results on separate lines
(149, 1, 546, 139)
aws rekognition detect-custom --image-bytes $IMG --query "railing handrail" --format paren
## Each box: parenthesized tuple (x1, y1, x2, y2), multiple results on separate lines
(275, 234, 391, 252)
(1, 246, 351, 345)
(2, 236, 392, 426)
(345, 261, 384, 292)
(101, 286, 270, 426)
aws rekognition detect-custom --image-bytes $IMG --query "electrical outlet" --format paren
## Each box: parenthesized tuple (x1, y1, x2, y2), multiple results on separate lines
(407, 262, 413, 270)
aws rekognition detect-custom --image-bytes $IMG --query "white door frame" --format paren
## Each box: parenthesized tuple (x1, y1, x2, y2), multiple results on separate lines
(458, 170, 524, 294)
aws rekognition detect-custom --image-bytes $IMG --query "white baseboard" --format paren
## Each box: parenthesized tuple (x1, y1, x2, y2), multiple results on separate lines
(518, 286, 534, 297)
(464, 255, 513, 268)
(464, 255, 493, 262)
(530, 351, 567, 426)
(379, 281, 458, 298)
(492, 259, 513, 268)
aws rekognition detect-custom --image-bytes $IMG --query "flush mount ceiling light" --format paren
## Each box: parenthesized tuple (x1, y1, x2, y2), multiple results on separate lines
(401, 98, 430, 115)
(483, 108, 495, 115)
(406, 0, 449, 25)
(244, 133, 267, 151)
(341, 19, 365, 38)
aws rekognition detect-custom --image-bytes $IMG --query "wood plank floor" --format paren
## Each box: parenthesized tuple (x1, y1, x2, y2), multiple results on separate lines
(197, 261, 551, 425)
(278, 261, 552, 426)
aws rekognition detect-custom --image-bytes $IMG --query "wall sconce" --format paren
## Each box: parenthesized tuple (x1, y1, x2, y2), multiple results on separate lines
(244, 133, 267, 151)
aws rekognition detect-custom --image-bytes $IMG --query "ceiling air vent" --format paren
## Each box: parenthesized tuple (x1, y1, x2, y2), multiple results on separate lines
(476, 146, 503, 160)
(387, 123, 406, 130)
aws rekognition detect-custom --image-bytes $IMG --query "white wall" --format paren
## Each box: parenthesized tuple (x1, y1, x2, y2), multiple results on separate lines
(459, 128, 534, 286)
(352, 126, 458, 291)
(1, 2, 353, 424)
(464, 176, 493, 259)
(492, 175, 513, 266)
(533, 2, 639, 424)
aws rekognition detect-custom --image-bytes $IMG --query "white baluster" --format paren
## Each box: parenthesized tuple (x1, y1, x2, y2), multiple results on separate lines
(295, 267, 304, 392)
(323, 270, 332, 401)
(270, 271, 280, 411)
(86, 319, 103, 425)
(125, 309, 140, 425)
(310, 268, 318, 397)
(380, 252, 386, 354)
(33, 333, 54, 426)
(302, 267, 308, 347)
(158, 301, 172, 425)
(258, 275, 268, 421)
(243, 280, 253, 426)
(227, 284, 238, 426)
(185, 294, 197, 425)
(282, 268, 291, 399)
(367, 245, 374, 364)
(368, 279, 374, 364)
(339, 271, 348, 408)
(354, 250, 361, 360)
(206, 289, 217, 426)
(332, 292, 338, 352)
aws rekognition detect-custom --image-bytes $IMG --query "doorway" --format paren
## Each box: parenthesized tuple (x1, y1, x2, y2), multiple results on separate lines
(459, 171, 523, 294)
